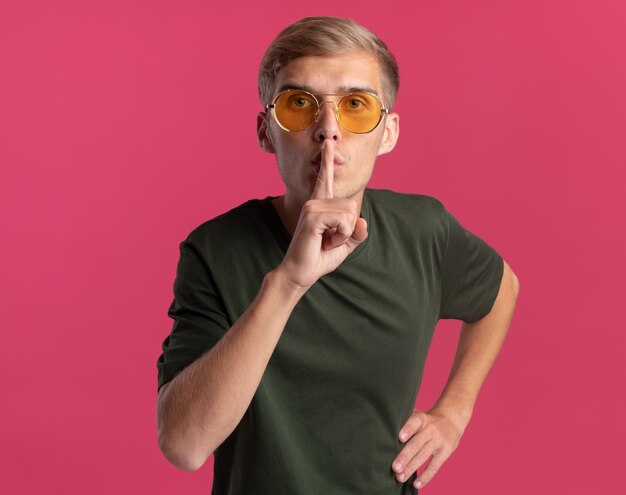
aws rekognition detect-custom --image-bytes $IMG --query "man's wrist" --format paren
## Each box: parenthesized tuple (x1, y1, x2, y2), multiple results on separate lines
(430, 401, 474, 432)
(263, 267, 310, 305)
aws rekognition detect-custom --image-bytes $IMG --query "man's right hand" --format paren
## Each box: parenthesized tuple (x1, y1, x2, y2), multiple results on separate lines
(276, 139, 369, 290)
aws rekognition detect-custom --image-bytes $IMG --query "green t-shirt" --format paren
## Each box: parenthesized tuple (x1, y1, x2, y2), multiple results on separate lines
(157, 188, 503, 494)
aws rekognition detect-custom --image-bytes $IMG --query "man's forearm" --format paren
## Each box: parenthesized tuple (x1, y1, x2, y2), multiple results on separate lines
(157, 268, 307, 471)
(391, 262, 519, 489)
(432, 261, 520, 428)
(157, 165, 369, 472)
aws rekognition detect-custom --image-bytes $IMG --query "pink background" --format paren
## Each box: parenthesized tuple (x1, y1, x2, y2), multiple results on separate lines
(1, 0, 624, 493)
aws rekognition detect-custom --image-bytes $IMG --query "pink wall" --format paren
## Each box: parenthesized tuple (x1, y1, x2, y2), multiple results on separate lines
(1, 0, 624, 493)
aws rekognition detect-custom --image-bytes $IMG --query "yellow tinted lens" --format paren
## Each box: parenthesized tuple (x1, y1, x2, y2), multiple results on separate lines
(273, 91, 318, 131)
(338, 93, 382, 133)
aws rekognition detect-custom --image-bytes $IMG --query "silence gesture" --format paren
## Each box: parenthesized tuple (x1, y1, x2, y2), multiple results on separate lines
(277, 139, 368, 290)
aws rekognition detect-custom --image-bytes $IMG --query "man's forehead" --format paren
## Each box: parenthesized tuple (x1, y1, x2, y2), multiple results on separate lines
(273, 52, 384, 97)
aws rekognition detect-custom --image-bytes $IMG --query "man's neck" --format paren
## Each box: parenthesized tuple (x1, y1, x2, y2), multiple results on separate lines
(271, 190, 366, 237)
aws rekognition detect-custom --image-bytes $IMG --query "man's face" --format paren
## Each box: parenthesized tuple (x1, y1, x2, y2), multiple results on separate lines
(257, 51, 399, 205)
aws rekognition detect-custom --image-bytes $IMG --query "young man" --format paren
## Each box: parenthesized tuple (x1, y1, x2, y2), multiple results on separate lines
(156, 16, 519, 494)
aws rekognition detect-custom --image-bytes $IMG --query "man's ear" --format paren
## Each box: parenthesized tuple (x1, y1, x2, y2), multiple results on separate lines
(257, 112, 276, 154)
(377, 112, 399, 156)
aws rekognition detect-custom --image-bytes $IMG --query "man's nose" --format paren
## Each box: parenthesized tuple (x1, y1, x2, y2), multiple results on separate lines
(313, 100, 342, 142)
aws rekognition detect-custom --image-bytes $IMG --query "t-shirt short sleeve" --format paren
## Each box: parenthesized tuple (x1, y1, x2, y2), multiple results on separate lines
(438, 208, 504, 323)
(156, 240, 230, 391)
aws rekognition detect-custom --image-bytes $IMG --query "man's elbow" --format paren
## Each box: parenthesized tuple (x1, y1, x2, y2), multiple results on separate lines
(156, 383, 214, 471)
(510, 270, 520, 298)
(157, 427, 213, 472)
(503, 260, 520, 300)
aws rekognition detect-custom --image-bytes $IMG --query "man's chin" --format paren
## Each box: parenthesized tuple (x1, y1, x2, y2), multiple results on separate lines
(330, 186, 367, 202)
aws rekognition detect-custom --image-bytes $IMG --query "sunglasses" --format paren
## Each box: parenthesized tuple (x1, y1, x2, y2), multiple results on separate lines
(266, 89, 389, 134)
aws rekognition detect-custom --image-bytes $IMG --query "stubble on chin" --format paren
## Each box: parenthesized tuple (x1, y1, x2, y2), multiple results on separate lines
(330, 180, 369, 202)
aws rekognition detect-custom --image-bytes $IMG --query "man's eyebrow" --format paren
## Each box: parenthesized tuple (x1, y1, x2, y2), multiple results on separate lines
(275, 84, 316, 94)
(337, 85, 380, 95)
(275, 83, 380, 96)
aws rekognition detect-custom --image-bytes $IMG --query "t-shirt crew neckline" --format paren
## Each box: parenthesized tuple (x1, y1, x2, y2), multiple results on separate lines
(258, 189, 372, 264)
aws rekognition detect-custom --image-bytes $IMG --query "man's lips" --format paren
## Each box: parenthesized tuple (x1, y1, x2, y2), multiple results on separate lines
(311, 151, 345, 166)
(313, 163, 343, 176)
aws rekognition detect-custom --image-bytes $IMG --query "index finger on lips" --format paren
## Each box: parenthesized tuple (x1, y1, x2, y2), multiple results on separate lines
(311, 139, 334, 200)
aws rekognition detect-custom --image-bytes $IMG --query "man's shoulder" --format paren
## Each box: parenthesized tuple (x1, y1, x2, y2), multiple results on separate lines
(365, 188, 446, 220)
(184, 197, 275, 247)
